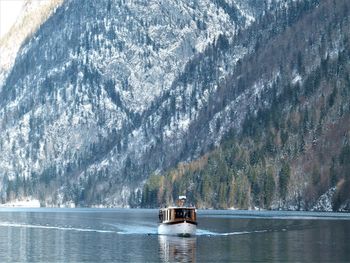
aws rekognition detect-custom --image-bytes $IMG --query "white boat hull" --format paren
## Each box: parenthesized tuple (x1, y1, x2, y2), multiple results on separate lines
(158, 221, 196, 237)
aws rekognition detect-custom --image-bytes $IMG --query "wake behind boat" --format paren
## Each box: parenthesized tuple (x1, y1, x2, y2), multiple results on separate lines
(158, 196, 197, 237)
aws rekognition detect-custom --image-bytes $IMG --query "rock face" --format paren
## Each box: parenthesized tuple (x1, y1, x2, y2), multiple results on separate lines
(0, 0, 262, 206)
(1, 0, 350, 209)
(312, 188, 336, 212)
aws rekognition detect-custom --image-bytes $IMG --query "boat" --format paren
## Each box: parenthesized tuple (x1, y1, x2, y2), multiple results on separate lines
(158, 196, 197, 237)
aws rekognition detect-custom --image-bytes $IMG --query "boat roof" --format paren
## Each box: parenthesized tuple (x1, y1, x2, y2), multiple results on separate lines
(160, 206, 196, 210)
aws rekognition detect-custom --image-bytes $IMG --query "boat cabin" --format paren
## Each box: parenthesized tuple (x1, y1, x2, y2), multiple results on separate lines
(159, 196, 197, 225)
(159, 207, 197, 224)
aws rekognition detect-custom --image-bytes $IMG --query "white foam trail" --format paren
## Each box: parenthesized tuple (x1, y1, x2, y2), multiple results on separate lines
(196, 229, 269, 236)
(1, 220, 271, 237)
(107, 223, 271, 237)
(106, 223, 158, 235)
(0, 222, 115, 233)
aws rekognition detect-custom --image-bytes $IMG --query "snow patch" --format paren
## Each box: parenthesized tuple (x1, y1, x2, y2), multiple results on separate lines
(292, 73, 302, 85)
(311, 187, 336, 212)
(0, 198, 41, 208)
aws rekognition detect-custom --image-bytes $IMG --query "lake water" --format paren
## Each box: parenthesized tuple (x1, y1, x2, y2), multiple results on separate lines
(0, 208, 349, 262)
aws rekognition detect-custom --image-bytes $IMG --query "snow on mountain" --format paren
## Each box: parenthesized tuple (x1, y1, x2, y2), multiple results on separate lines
(311, 187, 336, 212)
(0, 0, 306, 207)
(0, 0, 64, 89)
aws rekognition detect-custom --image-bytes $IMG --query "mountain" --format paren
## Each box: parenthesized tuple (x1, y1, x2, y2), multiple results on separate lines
(141, 0, 350, 211)
(1, 0, 349, 210)
(0, 0, 257, 206)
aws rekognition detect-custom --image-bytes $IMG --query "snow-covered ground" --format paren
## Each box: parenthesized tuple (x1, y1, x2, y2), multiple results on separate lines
(0, 198, 41, 208)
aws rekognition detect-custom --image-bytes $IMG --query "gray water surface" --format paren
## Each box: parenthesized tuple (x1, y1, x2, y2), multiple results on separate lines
(0, 208, 349, 262)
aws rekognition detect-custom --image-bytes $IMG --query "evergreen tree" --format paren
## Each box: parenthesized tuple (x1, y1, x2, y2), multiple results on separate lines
(279, 163, 290, 201)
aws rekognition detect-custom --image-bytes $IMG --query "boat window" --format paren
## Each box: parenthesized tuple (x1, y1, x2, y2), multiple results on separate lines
(175, 209, 193, 219)
(159, 211, 163, 222)
(175, 209, 182, 219)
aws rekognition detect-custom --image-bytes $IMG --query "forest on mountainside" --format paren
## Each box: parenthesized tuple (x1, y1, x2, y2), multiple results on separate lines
(1, 0, 349, 209)
(140, 0, 350, 211)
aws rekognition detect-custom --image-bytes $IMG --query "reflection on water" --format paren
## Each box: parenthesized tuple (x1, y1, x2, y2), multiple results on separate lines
(158, 235, 196, 263)
(1, 209, 350, 262)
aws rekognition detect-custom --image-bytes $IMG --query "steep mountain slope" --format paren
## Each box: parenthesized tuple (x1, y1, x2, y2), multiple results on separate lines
(0, 0, 261, 206)
(141, 0, 350, 211)
(1, 0, 348, 210)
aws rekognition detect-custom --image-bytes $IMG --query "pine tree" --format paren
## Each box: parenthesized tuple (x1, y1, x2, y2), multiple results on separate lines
(279, 163, 290, 200)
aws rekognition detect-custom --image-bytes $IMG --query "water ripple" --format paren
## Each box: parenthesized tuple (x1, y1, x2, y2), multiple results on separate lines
(0, 222, 115, 233)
